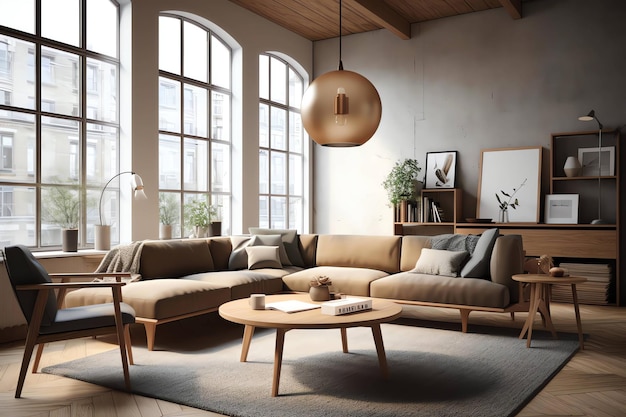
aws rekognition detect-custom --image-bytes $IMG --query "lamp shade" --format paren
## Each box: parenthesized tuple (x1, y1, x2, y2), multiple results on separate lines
(301, 69, 382, 147)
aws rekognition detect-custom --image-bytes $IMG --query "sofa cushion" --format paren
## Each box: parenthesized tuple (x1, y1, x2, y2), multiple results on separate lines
(246, 246, 282, 269)
(460, 228, 500, 278)
(315, 235, 401, 273)
(282, 266, 389, 297)
(412, 248, 468, 277)
(249, 227, 305, 267)
(64, 279, 230, 320)
(400, 236, 432, 272)
(186, 267, 300, 300)
(370, 271, 510, 309)
(139, 239, 214, 280)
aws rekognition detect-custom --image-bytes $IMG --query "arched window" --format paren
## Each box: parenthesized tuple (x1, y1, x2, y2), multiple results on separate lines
(258, 54, 305, 231)
(0, 0, 120, 248)
(158, 14, 232, 237)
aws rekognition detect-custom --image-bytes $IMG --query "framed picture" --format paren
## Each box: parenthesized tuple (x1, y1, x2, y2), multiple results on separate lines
(477, 146, 542, 223)
(545, 194, 579, 224)
(425, 151, 457, 188)
(578, 146, 615, 176)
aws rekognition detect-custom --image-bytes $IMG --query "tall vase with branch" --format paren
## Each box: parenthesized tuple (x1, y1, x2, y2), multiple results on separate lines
(495, 178, 527, 223)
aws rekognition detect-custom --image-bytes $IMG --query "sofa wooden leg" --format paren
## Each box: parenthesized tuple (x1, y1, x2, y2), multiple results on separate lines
(143, 322, 157, 351)
(459, 309, 470, 333)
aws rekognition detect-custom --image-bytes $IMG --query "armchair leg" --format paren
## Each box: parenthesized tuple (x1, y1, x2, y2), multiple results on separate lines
(32, 343, 45, 373)
(16, 331, 39, 398)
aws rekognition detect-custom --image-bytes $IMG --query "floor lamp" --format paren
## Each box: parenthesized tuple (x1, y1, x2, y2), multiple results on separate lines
(95, 171, 147, 250)
(578, 110, 605, 224)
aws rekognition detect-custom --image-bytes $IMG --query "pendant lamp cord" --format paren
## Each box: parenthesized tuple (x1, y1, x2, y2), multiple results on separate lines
(338, 0, 343, 70)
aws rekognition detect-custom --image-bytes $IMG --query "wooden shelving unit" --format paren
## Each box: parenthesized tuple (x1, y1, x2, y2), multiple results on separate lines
(393, 188, 461, 236)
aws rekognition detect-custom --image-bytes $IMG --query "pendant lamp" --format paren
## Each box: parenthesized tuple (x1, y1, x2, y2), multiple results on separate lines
(301, 0, 382, 147)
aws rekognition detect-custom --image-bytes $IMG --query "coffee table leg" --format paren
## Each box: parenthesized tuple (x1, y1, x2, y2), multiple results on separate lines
(240, 325, 255, 362)
(340, 328, 348, 353)
(370, 324, 389, 379)
(272, 328, 286, 397)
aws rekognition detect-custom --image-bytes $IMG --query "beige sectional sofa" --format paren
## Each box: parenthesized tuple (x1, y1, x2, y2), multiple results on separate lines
(65, 230, 525, 350)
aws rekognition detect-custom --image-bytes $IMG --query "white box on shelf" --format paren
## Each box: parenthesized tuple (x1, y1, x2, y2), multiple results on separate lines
(321, 297, 373, 316)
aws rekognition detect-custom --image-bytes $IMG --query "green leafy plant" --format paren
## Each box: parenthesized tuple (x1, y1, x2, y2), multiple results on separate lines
(496, 178, 527, 210)
(42, 186, 80, 229)
(184, 199, 218, 228)
(159, 193, 180, 225)
(382, 158, 422, 206)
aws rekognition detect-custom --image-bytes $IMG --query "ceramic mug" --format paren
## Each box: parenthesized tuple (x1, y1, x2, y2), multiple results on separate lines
(249, 294, 265, 310)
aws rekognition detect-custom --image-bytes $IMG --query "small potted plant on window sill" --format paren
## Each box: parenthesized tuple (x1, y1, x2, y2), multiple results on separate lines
(42, 185, 80, 252)
(159, 193, 179, 240)
(185, 199, 219, 238)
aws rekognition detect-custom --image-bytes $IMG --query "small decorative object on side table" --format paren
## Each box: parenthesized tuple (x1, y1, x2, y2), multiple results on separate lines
(512, 274, 587, 349)
(309, 276, 332, 301)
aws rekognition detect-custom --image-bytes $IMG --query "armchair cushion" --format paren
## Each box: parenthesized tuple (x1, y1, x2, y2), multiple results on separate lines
(40, 303, 136, 335)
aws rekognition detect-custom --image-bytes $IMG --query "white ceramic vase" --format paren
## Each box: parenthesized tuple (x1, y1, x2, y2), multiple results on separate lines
(563, 156, 582, 177)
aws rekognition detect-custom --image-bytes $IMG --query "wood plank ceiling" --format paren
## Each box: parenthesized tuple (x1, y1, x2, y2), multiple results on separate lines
(228, 0, 524, 41)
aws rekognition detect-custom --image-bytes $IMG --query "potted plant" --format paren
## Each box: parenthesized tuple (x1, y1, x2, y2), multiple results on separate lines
(42, 186, 80, 252)
(496, 178, 526, 223)
(309, 275, 332, 301)
(159, 193, 179, 240)
(382, 158, 422, 206)
(184, 199, 218, 238)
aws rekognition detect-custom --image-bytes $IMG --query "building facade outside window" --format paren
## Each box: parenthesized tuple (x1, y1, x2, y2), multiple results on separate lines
(0, 0, 120, 249)
(258, 54, 304, 231)
(158, 14, 232, 238)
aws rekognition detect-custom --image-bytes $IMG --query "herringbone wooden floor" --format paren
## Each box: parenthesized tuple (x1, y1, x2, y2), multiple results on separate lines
(0, 303, 625, 417)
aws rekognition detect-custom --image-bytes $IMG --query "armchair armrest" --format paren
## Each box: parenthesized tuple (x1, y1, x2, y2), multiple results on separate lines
(17, 280, 127, 309)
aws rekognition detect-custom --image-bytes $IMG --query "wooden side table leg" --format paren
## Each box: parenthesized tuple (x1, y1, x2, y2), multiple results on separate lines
(371, 324, 389, 379)
(272, 328, 286, 397)
(520, 283, 536, 340)
(240, 325, 255, 362)
(340, 327, 348, 353)
(526, 283, 542, 348)
(571, 283, 584, 350)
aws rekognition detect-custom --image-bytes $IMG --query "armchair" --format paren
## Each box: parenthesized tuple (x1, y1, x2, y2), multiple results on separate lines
(2, 245, 136, 398)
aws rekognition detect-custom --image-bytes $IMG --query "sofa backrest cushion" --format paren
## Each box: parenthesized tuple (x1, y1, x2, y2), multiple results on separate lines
(207, 237, 233, 271)
(139, 239, 214, 279)
(400, 236, 432, 271)
(315, 235, 401, 273)
(490, 234, 524, 303)
(299, 234, 318, 267)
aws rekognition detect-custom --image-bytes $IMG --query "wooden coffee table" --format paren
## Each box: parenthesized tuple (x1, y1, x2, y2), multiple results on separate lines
(513, 274, 587, 349)
(218, 293, 402, 396)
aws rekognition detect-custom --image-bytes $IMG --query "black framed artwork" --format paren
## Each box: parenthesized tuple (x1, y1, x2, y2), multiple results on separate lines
(425, 151, 457, 189)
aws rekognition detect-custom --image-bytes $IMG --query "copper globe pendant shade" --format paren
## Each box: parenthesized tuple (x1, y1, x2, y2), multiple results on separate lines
(301, 0, 382, 147)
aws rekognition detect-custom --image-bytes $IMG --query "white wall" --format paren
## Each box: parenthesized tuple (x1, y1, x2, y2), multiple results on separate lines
(312, 0, 626, 234)
(126, 0, 312, 240)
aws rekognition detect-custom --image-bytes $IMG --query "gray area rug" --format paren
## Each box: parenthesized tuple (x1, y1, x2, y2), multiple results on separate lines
(43, 319, 579, 417)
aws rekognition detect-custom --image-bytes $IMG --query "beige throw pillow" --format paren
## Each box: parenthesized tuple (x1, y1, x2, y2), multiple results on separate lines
(412, 248, 469, 277)
(245, 246, 282, 269)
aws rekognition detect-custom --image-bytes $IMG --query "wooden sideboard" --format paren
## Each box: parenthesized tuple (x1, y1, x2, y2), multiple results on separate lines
(455, 223, 620, 305)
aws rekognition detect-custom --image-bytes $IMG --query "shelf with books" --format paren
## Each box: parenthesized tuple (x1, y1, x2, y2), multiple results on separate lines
(393, 188, 462, 235)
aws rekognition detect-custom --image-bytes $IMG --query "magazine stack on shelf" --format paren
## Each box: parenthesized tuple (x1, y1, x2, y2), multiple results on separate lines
(551, 262, 613, 305)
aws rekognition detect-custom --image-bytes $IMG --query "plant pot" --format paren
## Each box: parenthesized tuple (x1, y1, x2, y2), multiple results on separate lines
(194, 226, 208, 238)
(309, 285, 330, 302)
(62, 228, 78, 252)
(160, 224, 172, 240)
(95, 225, 111, 251)
(209, 221, 222, 237)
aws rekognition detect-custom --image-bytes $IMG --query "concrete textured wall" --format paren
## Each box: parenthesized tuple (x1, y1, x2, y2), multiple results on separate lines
(312, 0, 626, 235)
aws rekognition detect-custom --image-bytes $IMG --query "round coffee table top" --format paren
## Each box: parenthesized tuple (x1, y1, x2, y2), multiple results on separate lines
(512, 273, 587, 285)
(219, 293, 402, 329)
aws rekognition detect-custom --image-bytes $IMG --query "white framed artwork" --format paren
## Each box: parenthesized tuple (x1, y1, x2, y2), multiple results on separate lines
(578, 146, 615, 176)
(545, 194, 579, 224)
(477, 146, 542, 223)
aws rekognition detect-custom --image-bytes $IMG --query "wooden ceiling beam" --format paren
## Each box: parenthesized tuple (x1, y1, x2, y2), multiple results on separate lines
(499, 0, 522, 19)
(346, 0, 411, 40)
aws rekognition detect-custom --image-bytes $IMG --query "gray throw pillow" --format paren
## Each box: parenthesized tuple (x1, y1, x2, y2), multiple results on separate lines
(228, 236, 254, 270)
(250, 234, 291, 266)
(249, 227, 305, 267)
(460, 228, 499, 278)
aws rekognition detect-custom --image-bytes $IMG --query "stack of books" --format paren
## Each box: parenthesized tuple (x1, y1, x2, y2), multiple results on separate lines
(551, 262, 613, 305)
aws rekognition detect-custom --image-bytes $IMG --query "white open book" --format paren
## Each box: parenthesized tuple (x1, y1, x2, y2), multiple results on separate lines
(265, 300, 320, 313)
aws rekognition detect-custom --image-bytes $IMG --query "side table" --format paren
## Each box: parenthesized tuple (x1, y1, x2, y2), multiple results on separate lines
(512, 274, 587, 349)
